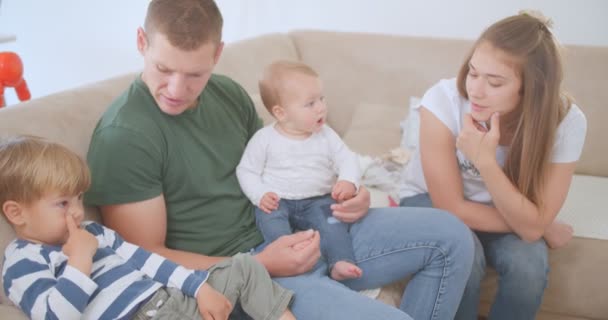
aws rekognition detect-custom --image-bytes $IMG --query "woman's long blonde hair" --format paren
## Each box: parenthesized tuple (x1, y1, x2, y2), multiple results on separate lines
(457, 11, 571, 210)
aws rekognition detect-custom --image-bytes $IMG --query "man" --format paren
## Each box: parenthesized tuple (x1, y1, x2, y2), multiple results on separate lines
(85, 0, 474, 319)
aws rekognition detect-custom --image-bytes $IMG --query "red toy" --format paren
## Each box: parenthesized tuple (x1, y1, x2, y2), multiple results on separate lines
(0, 52, 31, 108)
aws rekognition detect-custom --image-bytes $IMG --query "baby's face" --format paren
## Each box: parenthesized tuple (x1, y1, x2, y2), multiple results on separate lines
(277, 73, 327, 137)
(16, 192, 85, 245)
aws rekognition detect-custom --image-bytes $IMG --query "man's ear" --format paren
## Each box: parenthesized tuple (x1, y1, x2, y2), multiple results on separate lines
(2, 200, 26, 226)
(137, 27, 148, 55)
(271, 105, 285, 120)
(213, 41, 224, 65)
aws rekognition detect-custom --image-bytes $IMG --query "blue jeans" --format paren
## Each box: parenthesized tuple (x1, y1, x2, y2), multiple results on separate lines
(400, 193, 549, 320)
(254, 204, 474, 320)
(255, 195, 355, 270)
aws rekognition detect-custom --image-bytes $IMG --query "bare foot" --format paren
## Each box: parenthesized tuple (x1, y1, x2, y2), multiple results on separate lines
(279, 309, 296, 320)
(330, 261, 362, 281)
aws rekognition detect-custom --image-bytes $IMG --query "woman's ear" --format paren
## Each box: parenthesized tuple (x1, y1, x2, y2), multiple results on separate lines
(2, 200, 26, 226)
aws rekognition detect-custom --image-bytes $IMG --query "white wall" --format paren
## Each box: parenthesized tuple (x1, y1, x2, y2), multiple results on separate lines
(1, 0, 606, 106)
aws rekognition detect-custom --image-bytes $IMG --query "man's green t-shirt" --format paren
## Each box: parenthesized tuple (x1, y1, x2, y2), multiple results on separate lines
(85, 74, 264, 256)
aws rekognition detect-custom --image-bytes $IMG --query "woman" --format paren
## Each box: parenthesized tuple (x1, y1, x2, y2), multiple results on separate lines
(398, 11, 587, 320)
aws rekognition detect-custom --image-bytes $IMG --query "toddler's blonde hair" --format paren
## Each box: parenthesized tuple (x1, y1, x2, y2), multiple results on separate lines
(0, 136, 90, 214)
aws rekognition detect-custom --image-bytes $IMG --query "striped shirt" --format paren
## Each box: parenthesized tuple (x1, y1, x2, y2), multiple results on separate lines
(2, 221, 208, 320)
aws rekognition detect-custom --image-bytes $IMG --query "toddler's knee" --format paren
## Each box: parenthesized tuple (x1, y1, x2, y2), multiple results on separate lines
(231, 253, 262, 276)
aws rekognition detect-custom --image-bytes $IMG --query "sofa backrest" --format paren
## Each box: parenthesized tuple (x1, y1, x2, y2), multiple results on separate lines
(0, 74, 135, 305)
(215, 30, 608, 178)
(288, 31, 607, 178)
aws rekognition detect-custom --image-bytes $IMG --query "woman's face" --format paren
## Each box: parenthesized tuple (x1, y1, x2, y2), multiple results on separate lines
(465, 41, 522, 123)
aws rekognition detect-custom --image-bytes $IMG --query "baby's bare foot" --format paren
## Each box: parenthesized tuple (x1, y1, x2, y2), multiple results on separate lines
(330, 261, 362, 281)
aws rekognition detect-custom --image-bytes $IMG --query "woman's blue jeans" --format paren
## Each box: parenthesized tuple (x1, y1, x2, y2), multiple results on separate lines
(400, 193, 549, 320)
(254, 204, 474, 320)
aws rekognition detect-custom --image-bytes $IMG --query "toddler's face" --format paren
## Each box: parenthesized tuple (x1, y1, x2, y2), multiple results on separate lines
(277, 73, 327, 137)
(17, 192, 85, 245)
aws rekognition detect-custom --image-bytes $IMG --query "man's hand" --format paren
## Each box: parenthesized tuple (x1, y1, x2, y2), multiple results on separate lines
(544, 220, 574, 249)
(259, 192, 280, 214)
(456, 113, 500, 168)
(196, 283, 232, 320)
(62, 214, 98, 275)
(330, 186, 370, 223)
(331, 180, 356, 202)
(255, 229, 321, 277)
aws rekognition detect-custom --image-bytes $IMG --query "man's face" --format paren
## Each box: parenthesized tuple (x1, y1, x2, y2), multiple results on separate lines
(137, 28, 223, 115)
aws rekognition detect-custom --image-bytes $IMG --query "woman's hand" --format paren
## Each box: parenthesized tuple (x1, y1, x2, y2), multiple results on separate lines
(457, 112, 500, 168)
(543, 220, 574, 249)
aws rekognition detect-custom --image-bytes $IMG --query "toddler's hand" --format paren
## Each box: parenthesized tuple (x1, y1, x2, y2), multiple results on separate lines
(62, 214, 98, 275)
(332, 181, 356, 202)
(260, 192, 280, 213)
(197, 283, 232, 320)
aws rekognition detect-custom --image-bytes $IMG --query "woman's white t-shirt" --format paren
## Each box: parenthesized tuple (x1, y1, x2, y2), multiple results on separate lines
(399, 78, 587, 203)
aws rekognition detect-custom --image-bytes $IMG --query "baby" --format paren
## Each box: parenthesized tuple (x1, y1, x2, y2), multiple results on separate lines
(1, 135, 294, 320)
(237, 60, 362, 281)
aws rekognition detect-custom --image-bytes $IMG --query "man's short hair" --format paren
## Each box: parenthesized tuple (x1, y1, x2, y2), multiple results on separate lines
(144, 0, 223, 50)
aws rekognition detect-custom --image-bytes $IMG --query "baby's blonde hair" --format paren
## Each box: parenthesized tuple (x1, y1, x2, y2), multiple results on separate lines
(258, 60, 319, 115)
(0, 136, 90, 214)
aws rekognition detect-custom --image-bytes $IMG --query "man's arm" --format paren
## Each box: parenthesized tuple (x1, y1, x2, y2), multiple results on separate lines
(100, 195, 226, 270)
(102, 194, 322, 276)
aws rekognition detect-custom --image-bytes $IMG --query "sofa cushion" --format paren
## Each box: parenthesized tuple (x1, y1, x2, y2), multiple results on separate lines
(342, 102, 409, 157)
(557, 175, 608, 239)
(561, 45, 608, 177)
(214, 33, 300, 94)
(289, 30, 472, 136)
(250, 93, 275, 126)
(479, 237, 608, 320)
(400, 96, 421, 151)
(0, 305, 26, 319)
(0, 73, 134, 307)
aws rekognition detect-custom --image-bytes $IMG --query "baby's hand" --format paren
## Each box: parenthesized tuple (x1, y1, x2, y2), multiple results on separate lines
(196, 283, 232, 320)
(62, 214, 98, 275)
(260, 192, 280, 213)
(332, 181, 356, 202)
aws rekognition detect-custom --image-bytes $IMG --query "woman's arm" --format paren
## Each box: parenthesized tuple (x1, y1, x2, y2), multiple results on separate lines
(419, 107, 511, 232)
(477, 158, 576, 242)
(459, 112, 577, 242)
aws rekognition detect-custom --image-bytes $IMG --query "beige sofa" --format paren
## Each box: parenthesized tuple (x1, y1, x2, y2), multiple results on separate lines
(1, 31, 607, 320)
